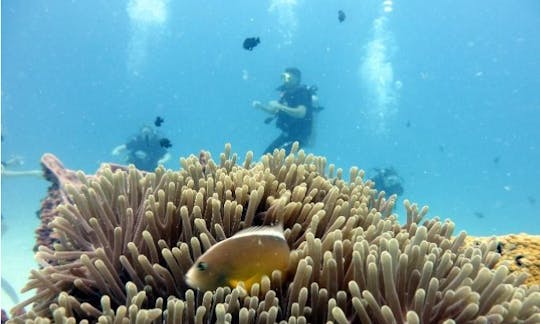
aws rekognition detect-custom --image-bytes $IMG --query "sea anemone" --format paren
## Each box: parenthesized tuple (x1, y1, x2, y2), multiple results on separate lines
(11, 144, 540, 323)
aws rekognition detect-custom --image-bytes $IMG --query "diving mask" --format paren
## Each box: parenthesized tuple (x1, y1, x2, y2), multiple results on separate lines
(281, 72, 292, 83)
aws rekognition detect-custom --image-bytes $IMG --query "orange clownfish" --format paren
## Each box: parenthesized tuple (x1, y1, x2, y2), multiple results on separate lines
(185, 224, 290, 291)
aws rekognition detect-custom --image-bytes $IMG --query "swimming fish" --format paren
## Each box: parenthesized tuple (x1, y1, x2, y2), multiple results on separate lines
(154, 116, 164, 127)
(185, 224, 290, 291)
(159, 138, 172, 148)
(243, 37, 260, 51)
(338, 10, 346, 23)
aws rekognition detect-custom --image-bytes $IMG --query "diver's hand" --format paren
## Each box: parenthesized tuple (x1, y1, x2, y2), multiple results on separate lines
(253, 100, 279, 114)
(112, 144, 127, 156)
(252, 100, 264, 109)
(268, 100, 282, 113)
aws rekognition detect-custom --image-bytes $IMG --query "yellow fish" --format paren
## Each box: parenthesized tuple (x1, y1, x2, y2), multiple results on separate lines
(185, 224, 290, 291)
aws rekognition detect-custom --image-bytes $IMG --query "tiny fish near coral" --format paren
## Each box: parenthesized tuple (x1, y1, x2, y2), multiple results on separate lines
(154, 116, 164, 127)
(159, 137, 172, 148)
(243, 37, 260, 51)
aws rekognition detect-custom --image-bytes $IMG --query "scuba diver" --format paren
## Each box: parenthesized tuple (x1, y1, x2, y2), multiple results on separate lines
(1, 155, 42, 178)
(370, 167, 404, 196)
(252, 67, 323, 154)
(112, 125, 171, 171)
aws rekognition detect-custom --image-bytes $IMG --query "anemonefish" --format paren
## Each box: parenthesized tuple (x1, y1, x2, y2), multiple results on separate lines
(185, 224, 290, 291)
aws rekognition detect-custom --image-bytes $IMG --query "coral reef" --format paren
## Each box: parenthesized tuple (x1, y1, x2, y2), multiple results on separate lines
(34, 154, 78, 251)
(467, 234, 540, 286)
(35, 154, 130, 252)
(10, 144, 540, 323)
(1, 309, 8, 324)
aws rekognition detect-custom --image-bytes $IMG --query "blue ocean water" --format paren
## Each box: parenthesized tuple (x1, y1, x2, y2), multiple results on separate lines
(1, 0, 539, 309)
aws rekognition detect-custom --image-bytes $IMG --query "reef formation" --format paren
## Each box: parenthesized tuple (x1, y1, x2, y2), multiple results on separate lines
(466, 234, 540, 287)
(9, 144, 540, 323)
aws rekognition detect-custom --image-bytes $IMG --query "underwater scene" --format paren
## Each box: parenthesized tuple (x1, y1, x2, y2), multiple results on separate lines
(1, 0, 539, 322)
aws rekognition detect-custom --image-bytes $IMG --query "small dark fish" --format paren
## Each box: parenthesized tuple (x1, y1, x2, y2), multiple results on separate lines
(528, 196, 536, 205)
(474, 211, 484, 219)
(199, 150, 208, 174)
(496, 242, 503, 254)
(405, 120, 411, 128)
(154, 116, 164, 127)
(243, 37, 260, 51)
(159, 138, 172, 149)
(493, 156, 500, 164)
(338, 10, 346, 23)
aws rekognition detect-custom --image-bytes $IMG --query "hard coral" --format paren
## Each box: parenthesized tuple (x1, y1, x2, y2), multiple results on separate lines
(11, 144, 540, 323)
(34, 154, 80, 252)
(35, 154, 130, 252)
(467, 234, 540, 286)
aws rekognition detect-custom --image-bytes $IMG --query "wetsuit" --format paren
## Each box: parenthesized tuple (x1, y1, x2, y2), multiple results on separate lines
(264, 85, 313, 154)
(126, 132, 167, 171)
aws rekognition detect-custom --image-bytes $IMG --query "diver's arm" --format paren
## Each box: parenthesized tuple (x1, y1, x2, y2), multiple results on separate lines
(252, 100, 279, 114)
(112, 144, 127, 156)
(269, 101, 306, 118)
(158, 152, 171, 165)
(1, 166, 43, 178)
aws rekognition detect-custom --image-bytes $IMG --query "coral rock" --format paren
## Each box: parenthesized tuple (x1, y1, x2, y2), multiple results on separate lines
(467, 234, 540, 286)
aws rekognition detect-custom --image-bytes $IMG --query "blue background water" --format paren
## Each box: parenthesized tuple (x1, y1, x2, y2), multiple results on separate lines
(2, 1, 540, 300)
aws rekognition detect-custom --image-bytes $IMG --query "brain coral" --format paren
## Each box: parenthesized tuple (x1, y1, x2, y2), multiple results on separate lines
(10, 144, 540, 323)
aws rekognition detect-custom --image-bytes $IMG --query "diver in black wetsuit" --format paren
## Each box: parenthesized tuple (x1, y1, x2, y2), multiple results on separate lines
(111, 125, 171, 171)
(252, 67, 316, 154)
(370, 167, 404, 196)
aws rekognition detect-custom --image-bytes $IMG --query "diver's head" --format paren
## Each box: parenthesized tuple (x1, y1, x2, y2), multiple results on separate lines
(140, 125, 153, 136)
(281, 67, 301, 88)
